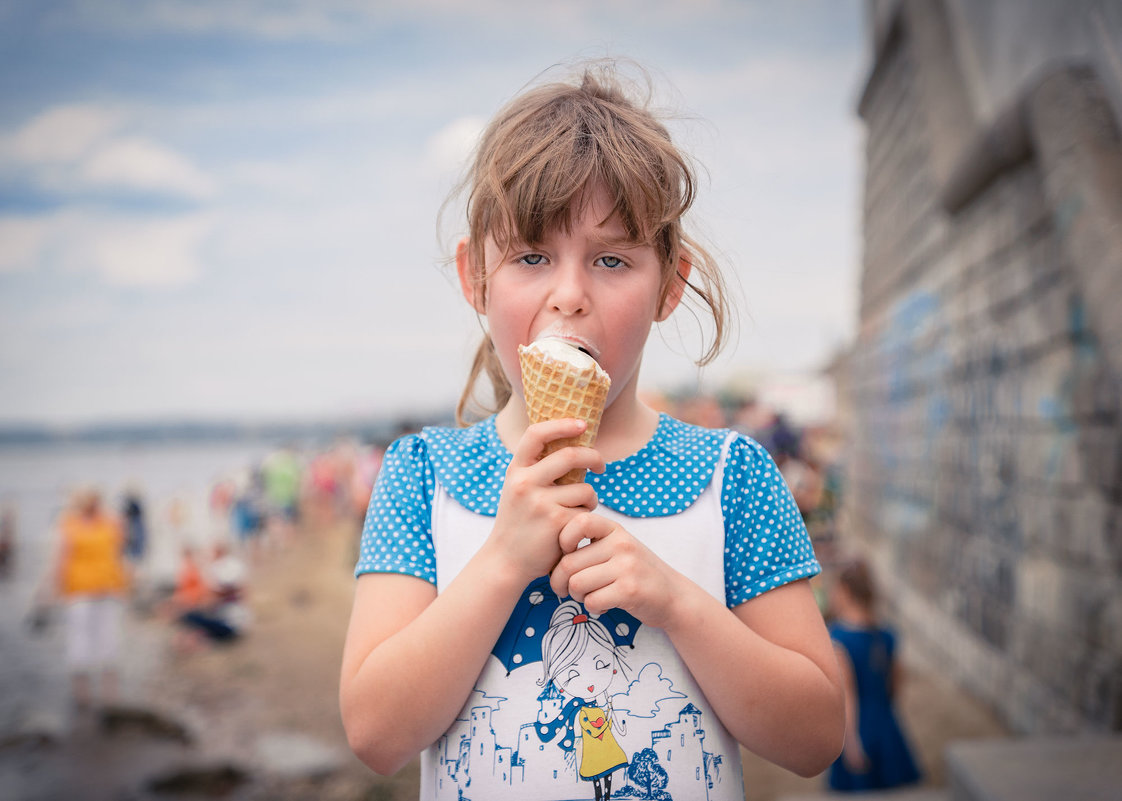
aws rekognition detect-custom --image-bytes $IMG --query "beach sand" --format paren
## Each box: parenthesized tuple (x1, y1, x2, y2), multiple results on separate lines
(1, 515, 1007, 801)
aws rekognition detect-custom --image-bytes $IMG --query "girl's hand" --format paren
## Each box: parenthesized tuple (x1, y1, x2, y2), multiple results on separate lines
(549, 512, 681, 629)
(491, 419, 604, 583)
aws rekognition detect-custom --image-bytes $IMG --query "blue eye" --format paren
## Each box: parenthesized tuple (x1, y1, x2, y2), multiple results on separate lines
(597, 255, 625, 269)
(520, 253, 546, 266)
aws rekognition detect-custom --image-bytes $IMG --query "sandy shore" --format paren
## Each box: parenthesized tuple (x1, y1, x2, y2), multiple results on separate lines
(0, 515, 1008, 801)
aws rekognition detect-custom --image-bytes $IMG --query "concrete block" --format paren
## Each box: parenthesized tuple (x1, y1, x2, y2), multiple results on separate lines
(1079, 653, 1122, 730)
(779, 789, 948, 801)
(946, 737, 1122, 801)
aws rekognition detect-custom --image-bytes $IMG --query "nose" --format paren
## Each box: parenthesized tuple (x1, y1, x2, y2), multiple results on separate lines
(548, 261, 589, 315)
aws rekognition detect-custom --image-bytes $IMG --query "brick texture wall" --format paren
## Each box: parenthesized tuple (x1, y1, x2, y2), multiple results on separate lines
(844, 0, 1122, 734)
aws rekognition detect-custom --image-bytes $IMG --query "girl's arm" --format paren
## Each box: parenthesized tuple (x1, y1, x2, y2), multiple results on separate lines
(340, 549, 524, 775)
(834, 641, 870, 774)
(339, 419, 603, 776)
(888, 645, 904, 701)
(551, 515, 845, 777)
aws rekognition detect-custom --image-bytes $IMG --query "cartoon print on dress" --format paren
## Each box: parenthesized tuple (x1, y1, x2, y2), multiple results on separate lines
(433, 578, 728, 800)
(538, 600, 631, 801)
(493, 576, 640, 674)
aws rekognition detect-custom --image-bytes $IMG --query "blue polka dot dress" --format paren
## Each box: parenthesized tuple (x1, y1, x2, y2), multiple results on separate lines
(356, 413, 819, 606)
(355, 413, 821, 800)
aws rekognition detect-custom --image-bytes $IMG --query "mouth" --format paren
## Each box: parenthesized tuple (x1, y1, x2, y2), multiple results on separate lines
(535, 330, 600, 361)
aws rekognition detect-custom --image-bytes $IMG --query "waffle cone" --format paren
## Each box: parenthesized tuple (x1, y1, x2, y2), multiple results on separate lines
(519, 343, 610, 484)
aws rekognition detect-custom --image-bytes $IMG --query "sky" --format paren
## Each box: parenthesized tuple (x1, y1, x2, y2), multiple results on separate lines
(0, 0, 868, 427)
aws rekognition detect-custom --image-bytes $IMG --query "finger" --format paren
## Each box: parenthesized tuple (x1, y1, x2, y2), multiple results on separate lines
(558, 512, 615, 554)
(550, 534, 612, 598)
(511, 419, 588, 466)
(564, 561, 618, 608)
(580, 582, 627, 617)
(533, 446, 606, 487)
(548, 480, 599, 512)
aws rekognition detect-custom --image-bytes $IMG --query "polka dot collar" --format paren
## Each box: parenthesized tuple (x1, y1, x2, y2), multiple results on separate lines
(419, 414, 728, 518)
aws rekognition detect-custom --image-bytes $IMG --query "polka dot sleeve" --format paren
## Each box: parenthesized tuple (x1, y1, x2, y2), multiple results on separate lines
(722, 434, 820, 606)
(353, 434, 438, 584)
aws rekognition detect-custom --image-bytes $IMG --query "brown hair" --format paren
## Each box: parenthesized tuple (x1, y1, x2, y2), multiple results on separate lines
(837, 559, 877, 612)
(450, 61, 732, 425)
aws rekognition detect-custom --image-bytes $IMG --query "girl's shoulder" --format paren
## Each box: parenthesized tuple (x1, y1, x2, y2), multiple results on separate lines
(401, 417, 510, 515)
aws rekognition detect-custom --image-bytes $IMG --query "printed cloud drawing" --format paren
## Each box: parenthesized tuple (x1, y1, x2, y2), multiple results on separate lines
(610, 662, 688, 719)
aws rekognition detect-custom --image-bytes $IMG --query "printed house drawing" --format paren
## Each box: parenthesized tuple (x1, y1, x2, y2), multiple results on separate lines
(435, 699, 726, 801)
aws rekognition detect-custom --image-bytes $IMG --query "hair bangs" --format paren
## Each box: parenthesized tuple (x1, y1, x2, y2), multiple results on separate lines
(470, 80, 692, 261)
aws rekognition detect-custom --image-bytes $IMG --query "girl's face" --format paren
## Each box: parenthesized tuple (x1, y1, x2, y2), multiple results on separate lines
(461, 183, 681, 411)
(557, 645, 618, 702)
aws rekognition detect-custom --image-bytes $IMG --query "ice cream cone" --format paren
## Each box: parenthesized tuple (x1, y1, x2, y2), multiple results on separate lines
(519, 337, 611, 484)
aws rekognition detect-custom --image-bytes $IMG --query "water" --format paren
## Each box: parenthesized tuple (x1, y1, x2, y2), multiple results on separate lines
(0, 438, 282, 732)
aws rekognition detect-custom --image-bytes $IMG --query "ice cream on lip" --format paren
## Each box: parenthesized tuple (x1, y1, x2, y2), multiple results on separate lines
(517, 335, 611, 484)
(520, 336, 609, 383)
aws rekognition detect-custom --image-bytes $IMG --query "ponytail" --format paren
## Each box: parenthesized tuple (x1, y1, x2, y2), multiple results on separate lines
(456, 335, 512, 426)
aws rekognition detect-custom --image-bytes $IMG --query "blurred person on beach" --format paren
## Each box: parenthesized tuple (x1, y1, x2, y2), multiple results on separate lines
(262, 445, 301, 543)
(43, 486, 131, 710)
(209, 477, 236, 543)
(341, 60, 844, 799)
(0, 501, 15, 579)
(306, 448, 343, 528)
(348, 443, 382, 525)
(231, 467, 266, 559)
(779, 449, 824, 524)
(121, 486, 148, 568)
(826, 559, 922, 793)
(167, 540, 251, 649)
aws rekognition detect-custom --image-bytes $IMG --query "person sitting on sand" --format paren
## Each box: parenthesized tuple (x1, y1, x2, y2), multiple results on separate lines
(169, 542, 251, 648)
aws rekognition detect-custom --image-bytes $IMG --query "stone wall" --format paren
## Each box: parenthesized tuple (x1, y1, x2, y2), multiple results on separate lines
(844, 0, 1122, 734)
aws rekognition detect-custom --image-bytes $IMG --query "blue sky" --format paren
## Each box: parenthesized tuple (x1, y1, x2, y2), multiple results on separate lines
(0, 0, 866, 425)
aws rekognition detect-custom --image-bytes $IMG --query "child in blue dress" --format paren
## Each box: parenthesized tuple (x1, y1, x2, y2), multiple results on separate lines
(827, 559, 922, 792)
(340, 60, 845, 801)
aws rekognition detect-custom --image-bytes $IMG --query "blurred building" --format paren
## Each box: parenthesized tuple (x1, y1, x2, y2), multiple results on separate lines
(843, 0, 1121, 733)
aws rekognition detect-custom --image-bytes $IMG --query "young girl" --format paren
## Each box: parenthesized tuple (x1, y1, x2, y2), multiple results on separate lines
(340, 62, 845, 800)
(826, 560, 922, 793)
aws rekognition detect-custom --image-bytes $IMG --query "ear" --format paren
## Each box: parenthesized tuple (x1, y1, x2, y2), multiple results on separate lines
(656, 253, 692, 322)
(456, 237, 486, 313)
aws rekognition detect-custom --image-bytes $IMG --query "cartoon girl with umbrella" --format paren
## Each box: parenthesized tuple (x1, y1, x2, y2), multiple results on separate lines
(539, 600, 631, 801)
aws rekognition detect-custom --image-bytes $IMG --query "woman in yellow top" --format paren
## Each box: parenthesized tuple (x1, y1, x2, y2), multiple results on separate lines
(51, 486, 130, 709)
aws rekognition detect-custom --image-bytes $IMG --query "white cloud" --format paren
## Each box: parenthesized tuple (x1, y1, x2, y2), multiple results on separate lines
(1, 209, 213, 287)
(0, 217, 51, 273)
(0, 104, 123, 164)
(84, 214, 214, 287)
(1, 103, 216, 201)
(424, 116, 485, 176)
(57, 0, 357, 40)
(55, 0, 734, 42)
(77, 136, 215, 200)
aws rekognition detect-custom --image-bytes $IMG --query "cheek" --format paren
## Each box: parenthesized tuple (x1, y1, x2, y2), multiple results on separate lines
(484, 297, 533, 384)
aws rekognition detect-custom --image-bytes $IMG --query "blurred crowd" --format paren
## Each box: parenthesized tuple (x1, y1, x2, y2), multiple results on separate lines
(2, 396, 931, 794)
(8, 395, 875, 772)
(11, 436, 387, 712)
(9, 393, 849, 710)
(653, 390, 845, 545)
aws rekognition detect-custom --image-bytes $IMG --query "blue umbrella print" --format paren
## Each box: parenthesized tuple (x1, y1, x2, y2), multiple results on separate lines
(492, 576, 641, 674)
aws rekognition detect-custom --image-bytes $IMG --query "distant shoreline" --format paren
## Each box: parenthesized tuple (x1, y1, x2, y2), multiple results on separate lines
(0, 412, 454, 449)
